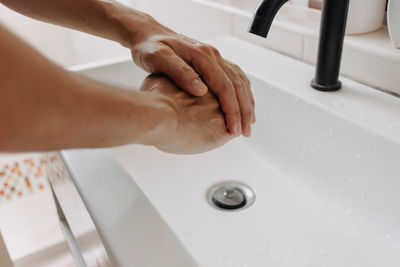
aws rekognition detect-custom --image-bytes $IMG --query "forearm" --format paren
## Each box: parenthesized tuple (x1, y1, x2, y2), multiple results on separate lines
(0, 0, 150, 47)
(0, 24, 171, 152)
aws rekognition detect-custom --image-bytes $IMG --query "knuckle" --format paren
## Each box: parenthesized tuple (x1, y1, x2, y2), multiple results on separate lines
(250, 98, 256, 108)
(243, 110, 253, 120)
(199, 44, 220, 55)
(232, 63, 241, 70)
(210, 46, 221, 56)
(226, 109, 241, 117)
(153, 46, 173, 57)
(177, 62, 192, 74)
(214, 78, 234, 95)
(235, 81, 246, 92)
(246, 78, 251, 88)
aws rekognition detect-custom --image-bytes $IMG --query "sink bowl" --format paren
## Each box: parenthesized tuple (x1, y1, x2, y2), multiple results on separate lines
(56, 36, 400, 267)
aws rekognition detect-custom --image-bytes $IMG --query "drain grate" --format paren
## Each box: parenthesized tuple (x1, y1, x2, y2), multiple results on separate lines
(207, 182, 255, 212)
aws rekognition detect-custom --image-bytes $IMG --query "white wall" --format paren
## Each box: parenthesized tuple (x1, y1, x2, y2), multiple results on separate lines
(0, 0, 235, 67)
(0, 1, 135, 67)
(0, 5, 76, 66)
(135, 0, 232, 40)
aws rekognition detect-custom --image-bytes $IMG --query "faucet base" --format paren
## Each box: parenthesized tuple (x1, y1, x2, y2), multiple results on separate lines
(311, 79, 342, 92)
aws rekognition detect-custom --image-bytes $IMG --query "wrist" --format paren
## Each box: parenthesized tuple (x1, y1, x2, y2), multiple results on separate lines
(102, 1, 159, 48)
(133, 91, 178, 148)
(63, 73, 177, 149)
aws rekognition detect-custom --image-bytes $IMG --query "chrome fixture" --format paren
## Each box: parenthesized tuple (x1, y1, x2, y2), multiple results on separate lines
(207, 182, 256, 212)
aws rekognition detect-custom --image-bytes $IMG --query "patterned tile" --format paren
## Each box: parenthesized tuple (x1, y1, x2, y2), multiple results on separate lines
(0, 157, 49, 203)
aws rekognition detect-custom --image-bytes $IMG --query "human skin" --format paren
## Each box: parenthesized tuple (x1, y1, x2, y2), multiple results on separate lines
(0, 0, 255, 137)
(0, 25, 231, 154)
(140, 75, 232, 154)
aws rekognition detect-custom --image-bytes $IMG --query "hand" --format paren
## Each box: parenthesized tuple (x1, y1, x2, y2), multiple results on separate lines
(125, 13, 255, 137)
(140, 75, 233, 154)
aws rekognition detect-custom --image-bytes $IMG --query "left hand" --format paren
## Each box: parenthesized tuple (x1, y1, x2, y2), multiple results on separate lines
(124, 12, 255, 137)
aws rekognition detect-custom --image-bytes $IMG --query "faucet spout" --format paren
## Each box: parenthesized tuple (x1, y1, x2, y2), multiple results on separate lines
(248, 0, 289, 38)
(249, 0, 350, 91)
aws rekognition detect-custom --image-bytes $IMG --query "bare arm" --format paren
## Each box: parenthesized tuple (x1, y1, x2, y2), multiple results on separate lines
(0, 24, 231, 153)
(0, 24, 169, 151)
(0, 0, 255, 137)
(0, 0, 140, 47)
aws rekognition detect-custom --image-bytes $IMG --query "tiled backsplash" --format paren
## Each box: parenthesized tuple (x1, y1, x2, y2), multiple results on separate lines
(209, 0, 322, 9)
(0, 155, 49, 203)
(192, 0, 400, 96)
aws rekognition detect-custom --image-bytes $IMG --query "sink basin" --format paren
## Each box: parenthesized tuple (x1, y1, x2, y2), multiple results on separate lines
(57, 36, 400, 266)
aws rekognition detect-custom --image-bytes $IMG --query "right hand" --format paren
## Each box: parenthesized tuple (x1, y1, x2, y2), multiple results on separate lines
(122, 10, 255, 137)
(140, 75, 233, 154)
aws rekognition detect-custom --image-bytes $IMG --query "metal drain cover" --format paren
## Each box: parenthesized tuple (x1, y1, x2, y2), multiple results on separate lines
(207, 182, 255, 212)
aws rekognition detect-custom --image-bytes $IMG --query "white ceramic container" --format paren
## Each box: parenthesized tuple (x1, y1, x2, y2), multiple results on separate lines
(388, 0, 400, 48)
(345, 0, 387, 35)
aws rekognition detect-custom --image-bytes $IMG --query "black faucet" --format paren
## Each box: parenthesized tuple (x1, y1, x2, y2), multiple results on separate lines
(249, 0, 350, 91)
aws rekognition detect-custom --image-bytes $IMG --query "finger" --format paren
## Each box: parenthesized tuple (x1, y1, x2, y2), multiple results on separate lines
(231, 63, 256, 124)
(174, 44, 243, 136)
(161, 40, 243, 136)
(222, 62, 253, 137)
(140, 74, 174, 92)
(140, 74, 161, 92)
(140, 44, 208, 97)
(196, 60, 242, 136)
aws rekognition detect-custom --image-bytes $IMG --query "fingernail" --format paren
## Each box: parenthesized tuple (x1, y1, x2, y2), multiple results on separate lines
(234, 122, 242, 136)
(192, 79, 207, 95)
(245, 125, 251, 137)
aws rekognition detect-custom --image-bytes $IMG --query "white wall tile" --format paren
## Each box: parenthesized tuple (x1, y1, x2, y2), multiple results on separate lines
(303, 30, 400, 95)
(136, 0, 232, 40)
(0, 5, 75, 66)
(302, 34, 318, 64)
(233, 14, 304, 59)
(341, 45, 400, 95)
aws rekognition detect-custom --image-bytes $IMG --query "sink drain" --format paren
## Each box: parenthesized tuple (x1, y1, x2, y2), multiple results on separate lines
(207, 182, 255, 212)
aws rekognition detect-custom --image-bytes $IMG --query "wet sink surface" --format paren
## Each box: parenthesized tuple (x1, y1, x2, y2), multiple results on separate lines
(67, 36, 400, 266)
(111, 74, 400, 266)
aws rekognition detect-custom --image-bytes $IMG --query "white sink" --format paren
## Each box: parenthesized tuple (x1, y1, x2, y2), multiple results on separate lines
(61, 36, 400, 266)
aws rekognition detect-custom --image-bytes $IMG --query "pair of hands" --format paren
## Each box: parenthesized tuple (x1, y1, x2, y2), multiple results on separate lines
(124, 13, 255, 152)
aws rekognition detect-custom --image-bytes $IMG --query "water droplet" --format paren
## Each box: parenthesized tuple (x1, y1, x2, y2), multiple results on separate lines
(346, 209, 354, 216)
(386, 234, 393, 242)
(217, 255, 228, 261)
(325, 165, 331, 173)
(355, 153, 362, 160)
(317, 210, 328, 215)
(333, 101, 344, 108)
(329, 131, 335, 138)
(387, 123, 400, 129)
